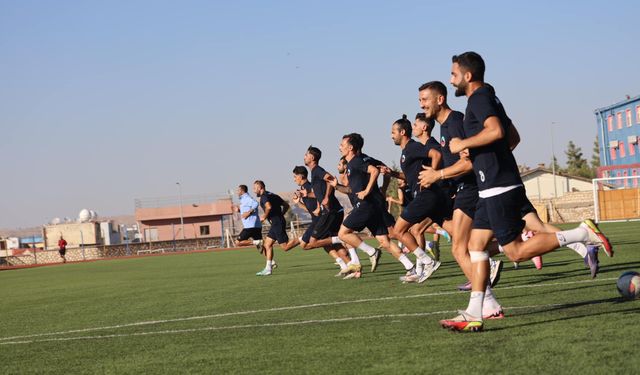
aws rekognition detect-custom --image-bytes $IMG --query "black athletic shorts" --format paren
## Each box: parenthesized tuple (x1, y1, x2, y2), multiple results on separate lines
(400, 189, 446, 226)
(301, 217, 319, 244)
(267, 216, 289, 244)
(59, 249, 66, 256)
(520, 196, 537, 217)
(473, 186, 527, 246)
(237, 227, 263, 241)
(382, 210, 395, 228)
(453, 183, 479, 219)
(312, 209, 343, 240)
(343, 200, 388, 236)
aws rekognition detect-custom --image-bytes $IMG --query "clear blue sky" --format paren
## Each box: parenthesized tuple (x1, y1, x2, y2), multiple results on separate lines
(2, 0, 639, 228)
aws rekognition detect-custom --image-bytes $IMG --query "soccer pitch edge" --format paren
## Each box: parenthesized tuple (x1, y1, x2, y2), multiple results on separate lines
(0, 277, 619, 346)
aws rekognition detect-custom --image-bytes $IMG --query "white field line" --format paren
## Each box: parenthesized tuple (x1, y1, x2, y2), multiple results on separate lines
(0, 277, 616, 343)
(0, 302, 578, 346)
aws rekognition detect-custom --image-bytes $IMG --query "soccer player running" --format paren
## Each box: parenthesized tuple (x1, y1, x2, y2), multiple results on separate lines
(417, 80, 503, 315)
(254, 180, 290, 276)
(233, 184, 263, 249)
(382, 115, 444, 283)
(439, 51, 612, 332)
(279, 166, 319, 252)
(333, 133, 412, 279)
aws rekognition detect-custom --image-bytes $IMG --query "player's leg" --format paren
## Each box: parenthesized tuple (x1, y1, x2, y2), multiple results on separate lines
(256, 236, 276, 276)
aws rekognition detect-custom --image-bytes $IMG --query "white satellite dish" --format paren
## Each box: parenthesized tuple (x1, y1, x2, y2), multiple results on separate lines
(78, 209, 91, 223)
(50, 217, 61, 225)
(89, 210, 98, 221)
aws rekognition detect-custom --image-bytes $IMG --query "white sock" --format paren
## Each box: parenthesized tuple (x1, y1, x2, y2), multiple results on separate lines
(498, 245, 505, 253)
(298, 237, 303, 243)
(567, 242, 588, 258)
(252, 240, 261, 245)
(398, 254, 414, 270)
(265, 260, 272, 270)
(398, 241, 403, 248)
(412, 247, 427, 259)
(482, 286, 501, 313)
(348, 248, 361, 265)
(555, 227, 588, 247)
(436, 228, 447, 236)
(466, 291, 484, 319)
(331, 236, 341, 244)
(335, 258, 347, 270)
(357, 242, 377, 257)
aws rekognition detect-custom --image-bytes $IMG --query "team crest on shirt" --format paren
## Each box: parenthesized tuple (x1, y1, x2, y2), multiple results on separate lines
(479, 170, 485, 182)
(347, 168, 351, 176)
(401, 154, 406, 163)
(440, 135, 446, 147)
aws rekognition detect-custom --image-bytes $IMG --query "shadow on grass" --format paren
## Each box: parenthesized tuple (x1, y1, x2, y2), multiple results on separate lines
(489, 297, 638, 331)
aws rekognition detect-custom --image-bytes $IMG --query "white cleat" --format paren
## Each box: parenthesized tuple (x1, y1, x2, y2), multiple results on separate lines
(418, 260, 441, 283)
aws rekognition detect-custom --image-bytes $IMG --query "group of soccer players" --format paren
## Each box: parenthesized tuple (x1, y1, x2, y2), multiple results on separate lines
(235, 51, 614, 332)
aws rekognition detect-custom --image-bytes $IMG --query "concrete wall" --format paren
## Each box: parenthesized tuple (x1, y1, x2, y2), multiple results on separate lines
(530, 191, 595, 223)
(43, 222, 100, 248)
(523, 171, 593, 200)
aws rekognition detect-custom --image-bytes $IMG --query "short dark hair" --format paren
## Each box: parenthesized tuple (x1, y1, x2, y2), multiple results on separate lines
(254, 180, 265, 189)
(238, 184, 248, 193)
(307, 146, 322, 162)
(452, 51, 485, 82)
(342, 133, 364, 153)
(415, 113, 435, 134)
(292, 165, 308, 178)
(419, 80, 448, 99)
(394, 114, 412, 137)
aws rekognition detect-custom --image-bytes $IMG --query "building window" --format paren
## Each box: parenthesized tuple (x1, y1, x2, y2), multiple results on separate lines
(623, 170, 628, 187)
(617, 112, 623, 129)
(626, 109, 632, 127)
(607, 115, 613, 131)
(636, 105, 640, 124)
(633, 169, 638, 187)
(630, 142, 636, 156)
(610, 147, 617, 160)
(619, 141, 626, 157)
(199, 225, 210, 236)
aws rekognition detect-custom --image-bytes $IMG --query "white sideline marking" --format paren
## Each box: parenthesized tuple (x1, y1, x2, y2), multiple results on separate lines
(0, 277, 616, 343)
(0, 302, 581, 346)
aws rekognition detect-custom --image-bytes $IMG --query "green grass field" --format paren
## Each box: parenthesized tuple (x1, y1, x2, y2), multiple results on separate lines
(1, 222, 639, 374)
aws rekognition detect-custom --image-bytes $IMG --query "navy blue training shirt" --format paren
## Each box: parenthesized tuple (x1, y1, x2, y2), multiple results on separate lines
(464, 86, 522, 191)
(300, 181, 318, 214)
(440, 110, 477, 186)
(259, 191, 285, 219)
(310, 165, 342, 211)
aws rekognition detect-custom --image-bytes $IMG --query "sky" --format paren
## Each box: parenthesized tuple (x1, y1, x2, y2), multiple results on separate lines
(1, 0, 639, 228)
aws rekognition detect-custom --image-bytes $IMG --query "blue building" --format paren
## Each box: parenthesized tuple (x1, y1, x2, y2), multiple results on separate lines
(594, 95, 640, 187)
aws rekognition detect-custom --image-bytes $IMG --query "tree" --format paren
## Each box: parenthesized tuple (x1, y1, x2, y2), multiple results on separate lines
(548, 155, 561, 173)
(565, 141, 594, 178)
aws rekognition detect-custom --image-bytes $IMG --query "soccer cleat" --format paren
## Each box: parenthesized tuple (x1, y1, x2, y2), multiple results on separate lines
(370, 249, 382, 272)
(335, 270, 345, 277)
(483, 308, 505, 320)
(255, 268, 272, 276)
(399, 268, 419, 283)
(440, 311, 483, 332)
(580, 219, 613, 257)
(489, 259, 503, 288)
(457, 280, 472, 291)
(426, 241, 440, 262)
(340, 263, 361, 275)
(418, 260, 441, 283)
(255, 239, 264, 250)
(271, 261, 278, 270)
(585, 244, 599, 279)
(343, 270, 362, 280)
(531, 256, 543, 270)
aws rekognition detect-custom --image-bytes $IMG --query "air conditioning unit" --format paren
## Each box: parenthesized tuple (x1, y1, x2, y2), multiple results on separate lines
(628, 135, 638, 145)
(609, 140, 619, 149)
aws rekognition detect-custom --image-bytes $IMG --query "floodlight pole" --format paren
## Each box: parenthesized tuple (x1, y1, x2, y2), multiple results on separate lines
(176, 182, 185, 239)
(551, 122, 558, 199)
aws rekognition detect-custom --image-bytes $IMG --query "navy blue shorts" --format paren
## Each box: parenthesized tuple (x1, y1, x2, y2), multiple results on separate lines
(343, 201, 388, 236)
(237, 227, 262, 241)
(473, 186, 527, 246)
(400, 189, 445, 226)
(520, 197, 537, 217)
(453, 183, 479, 219)
(382, 210, 395, 228)
(312, 209, 343, 240)
(301, 217, 318, 244)
(267, 216, 289, 244)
